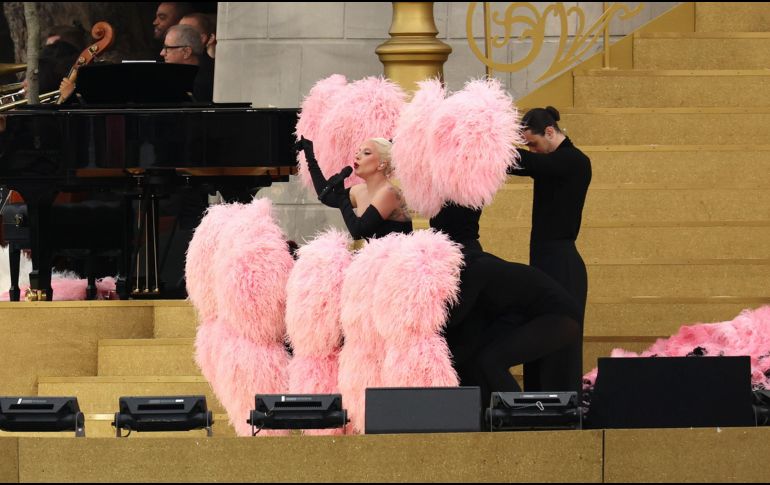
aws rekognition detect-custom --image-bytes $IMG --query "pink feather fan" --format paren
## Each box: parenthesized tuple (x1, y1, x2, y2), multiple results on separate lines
(295, 74, 349, 189)
(311, 76, 407, 191)
(373, 230, 464, 388)
(391, 78, 447, 218)
(204, 198, 293, 436)
(427, 78, 523, 211)
(286, 229, 352, 436)
(186, 203, 245, 322)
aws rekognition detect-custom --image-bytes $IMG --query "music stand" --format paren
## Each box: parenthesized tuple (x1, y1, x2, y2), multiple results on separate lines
(75, 62, 198, 104)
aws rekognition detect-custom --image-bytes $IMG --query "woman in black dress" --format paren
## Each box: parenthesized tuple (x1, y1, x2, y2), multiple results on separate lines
(298, 136, 412, 240)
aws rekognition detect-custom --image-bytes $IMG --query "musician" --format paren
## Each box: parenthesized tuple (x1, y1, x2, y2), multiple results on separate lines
(161, 24, 214, 102)
(153, 2, 195, 41)
(179, 13, 217, 59)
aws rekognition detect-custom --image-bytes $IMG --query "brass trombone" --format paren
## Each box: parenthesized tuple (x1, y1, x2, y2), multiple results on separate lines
(0, 63, 62, 111)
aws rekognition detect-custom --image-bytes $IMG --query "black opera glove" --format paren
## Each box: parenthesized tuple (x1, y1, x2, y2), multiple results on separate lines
(295, 136, 342, 208)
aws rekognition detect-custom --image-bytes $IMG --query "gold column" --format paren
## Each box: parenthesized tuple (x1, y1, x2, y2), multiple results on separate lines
(376, 2, 452, 93)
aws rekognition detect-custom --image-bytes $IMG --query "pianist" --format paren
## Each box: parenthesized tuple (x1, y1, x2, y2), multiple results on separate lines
(161, 24, 214, 102)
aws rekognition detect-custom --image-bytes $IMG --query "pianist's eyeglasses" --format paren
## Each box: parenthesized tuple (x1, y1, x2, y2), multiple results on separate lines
(161, 45, 189, 51)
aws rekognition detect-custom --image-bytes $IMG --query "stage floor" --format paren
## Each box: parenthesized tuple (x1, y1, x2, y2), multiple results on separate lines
(0, 427, 768, 482)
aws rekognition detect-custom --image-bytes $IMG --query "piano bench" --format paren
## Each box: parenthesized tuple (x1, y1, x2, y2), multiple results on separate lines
(1, 201, 124, 301)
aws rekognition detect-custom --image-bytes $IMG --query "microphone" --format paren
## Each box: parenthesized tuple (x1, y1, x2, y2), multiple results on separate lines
(318, 166, 353, 201)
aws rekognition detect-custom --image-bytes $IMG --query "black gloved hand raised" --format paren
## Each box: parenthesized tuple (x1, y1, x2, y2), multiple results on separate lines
(318, 166, 352, 206)
(294, 136, 316, 161)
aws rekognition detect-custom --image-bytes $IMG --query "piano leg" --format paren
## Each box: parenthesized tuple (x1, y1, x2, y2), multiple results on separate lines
(8, 242, 21, 302)
(26, 195, 55, 301)
(85, 254, 97, 300)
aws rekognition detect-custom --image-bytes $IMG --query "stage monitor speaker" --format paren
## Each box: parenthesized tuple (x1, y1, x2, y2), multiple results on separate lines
(365, 387, 481, 434)
(588, 357, 756, 429)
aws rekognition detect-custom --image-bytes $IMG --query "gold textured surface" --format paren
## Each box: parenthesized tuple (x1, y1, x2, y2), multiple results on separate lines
(696, 2, 770, 32)
(634, 36, 770, 70)
(574, 72, 770, 108)
(153, 303, 198, 338)
(0, 439, 18, 483)
(37, 376, 222, 414)
(583, 263, 770, 299)
(486, 185, 770, 223)
(605, 427, 770, 482)
(561, 111, 770, 145)
(98, 339, 198, 376)
(0, 303, 154, 395)
(581, 149, 770, 187)
(17, 432, 603, 482)
(481, 225, 770, 262)
(586, 300, 768, 337)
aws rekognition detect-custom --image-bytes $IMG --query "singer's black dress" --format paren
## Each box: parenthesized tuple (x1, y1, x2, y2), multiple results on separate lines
(431, 204, 583, 406)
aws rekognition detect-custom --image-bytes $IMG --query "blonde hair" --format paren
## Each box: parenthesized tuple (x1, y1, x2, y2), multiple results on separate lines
(369, 138, 393, 177)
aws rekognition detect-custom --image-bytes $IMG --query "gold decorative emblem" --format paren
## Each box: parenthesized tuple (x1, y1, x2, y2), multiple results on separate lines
(467, 2, 643, 81)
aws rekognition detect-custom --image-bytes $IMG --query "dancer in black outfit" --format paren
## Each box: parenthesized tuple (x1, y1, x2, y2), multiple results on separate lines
(431, 204, 582, 406)
(297, 137, 412, 240)
(508, 106, 592, 392)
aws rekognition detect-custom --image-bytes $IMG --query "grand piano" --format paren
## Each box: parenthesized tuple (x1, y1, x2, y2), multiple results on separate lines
(0, 63, 298, 301)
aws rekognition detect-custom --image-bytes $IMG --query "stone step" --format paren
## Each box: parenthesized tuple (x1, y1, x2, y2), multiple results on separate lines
(153, 302, 198, 338)
(98, 339, 199, 376)
(633, 33, 770, 70)
(37, 376, 223, 414)
(486, 186, 770, 224)
(574, 71, 770, 108)
(571, 148, 770, 188)
(583, 262, 770, 299)
(696, 2, 770, 32)
(0, 301, 154, 396)
(477, 224, 770, 262)
(560, 108, 770, 147)
(586, 297, 769, 337)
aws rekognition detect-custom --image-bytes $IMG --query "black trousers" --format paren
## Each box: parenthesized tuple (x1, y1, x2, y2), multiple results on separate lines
(524, 239, 587, 394)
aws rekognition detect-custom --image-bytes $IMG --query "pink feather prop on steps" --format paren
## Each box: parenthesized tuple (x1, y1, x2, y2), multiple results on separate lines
(202, 197, 292, 437)
(295, 74, 349, 189)
(313, 76, 407, 190)
(583, 306, 770, 390)
(0, 276, 117, 301)
(213, 198, 294, 343)
(373, 231, 463, 388)
(428, 78, 523, 210)
(286, 229, 352, 356)
(200, 319, 289, 437)
(338, 235, 397, 434)
(286, 229, 352, 436)
(391, 78, 447, 218)
(185, 203, 245, 322)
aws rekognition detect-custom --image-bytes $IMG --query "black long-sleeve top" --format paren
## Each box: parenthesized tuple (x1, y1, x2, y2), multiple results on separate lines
(508, 137, 591, 243)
